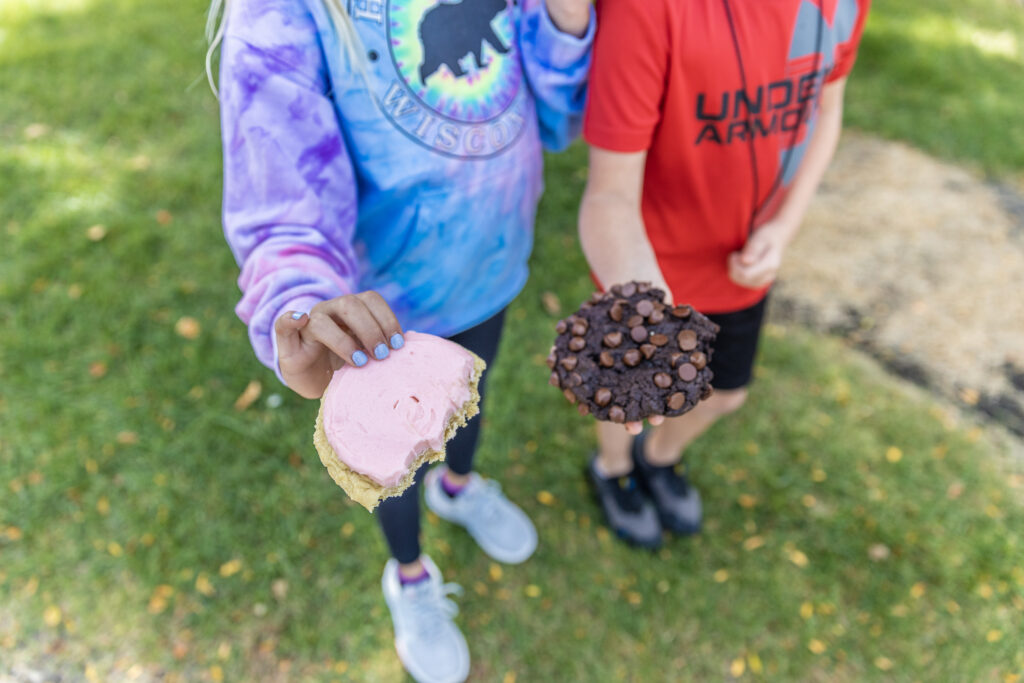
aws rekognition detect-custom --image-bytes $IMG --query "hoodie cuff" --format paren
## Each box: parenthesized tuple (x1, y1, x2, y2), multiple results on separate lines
(535, 2, 596, 70)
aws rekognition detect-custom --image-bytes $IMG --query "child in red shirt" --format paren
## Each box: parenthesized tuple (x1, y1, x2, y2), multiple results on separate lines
(579, 0, 870, 547)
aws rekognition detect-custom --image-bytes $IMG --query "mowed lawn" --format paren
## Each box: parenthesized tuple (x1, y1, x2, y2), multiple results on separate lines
(1, 0, 1022, 681)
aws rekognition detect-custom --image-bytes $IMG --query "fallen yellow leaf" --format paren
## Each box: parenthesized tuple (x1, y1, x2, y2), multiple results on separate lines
(874, 656, 893, 671)
(713, 569, 729, 583)
(195, 574, 215, 597)
(24, 123, 50, 139)
(43, 605, 62, 627)
(730, 658, 745, 676)
(341, 522, 355, 537)
(788, 549, 809, 568)
(868, 543, 890, 561)
(233, 380, 261, 411)
(209, 665, 224, 683)
(219, 559, 243, 577)
(107, 541, 123, 557)
(536, 490, 556, 506)
(96, 497, 110, 515)
(747, 652, 763, 674)
(489, 564, 503, 582)
(885, 446, 903, 463)
(541, 291, 561, 316)
(525, 584, 541, 598)
(738, 494, 757, 508)
(116, 431, 139, 445)
(986, 629, 1003, 643)
(800, 602, 814, 619)
(86, 224, 107, 241)
(910, 582, 926, 599)
(743, 535, 765, 551)
(175, 316, 201, 340)
(807, 639, 826, 654)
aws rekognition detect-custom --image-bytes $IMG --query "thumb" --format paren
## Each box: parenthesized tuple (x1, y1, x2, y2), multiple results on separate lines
(275, 311, 310, 359)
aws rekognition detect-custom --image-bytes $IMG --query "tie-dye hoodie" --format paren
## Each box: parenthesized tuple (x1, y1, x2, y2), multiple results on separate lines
(218, 0, 593, 380)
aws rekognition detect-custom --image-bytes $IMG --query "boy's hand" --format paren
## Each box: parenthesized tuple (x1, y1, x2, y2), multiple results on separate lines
(544, 0, 591, 37)
(274, 292, 404, 399)
(727, 221, 793, 290)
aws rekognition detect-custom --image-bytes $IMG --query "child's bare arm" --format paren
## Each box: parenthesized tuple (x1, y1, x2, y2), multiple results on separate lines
(728, 77, 848, 289)
(579, 146, 671, 299)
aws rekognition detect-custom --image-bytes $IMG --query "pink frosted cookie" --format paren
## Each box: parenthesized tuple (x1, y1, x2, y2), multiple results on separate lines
(313, 331, 486, 511)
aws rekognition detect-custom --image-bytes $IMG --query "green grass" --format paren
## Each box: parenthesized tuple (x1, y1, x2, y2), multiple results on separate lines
(846, 0, 1024, 179)
(1, 0, 1023, 680)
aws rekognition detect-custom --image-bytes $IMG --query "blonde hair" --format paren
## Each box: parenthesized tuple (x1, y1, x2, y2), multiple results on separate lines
(205, 0, 367, 96)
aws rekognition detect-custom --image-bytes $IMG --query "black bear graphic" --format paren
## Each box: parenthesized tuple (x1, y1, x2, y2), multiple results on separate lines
(418, 0, 510, 84)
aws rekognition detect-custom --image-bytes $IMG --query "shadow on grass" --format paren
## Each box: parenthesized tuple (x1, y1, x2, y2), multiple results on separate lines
(847, 3, 1024, 176)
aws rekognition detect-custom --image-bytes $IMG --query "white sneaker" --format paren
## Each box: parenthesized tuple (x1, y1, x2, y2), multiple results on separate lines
(424, 466, 538, 564)
(382, 555, 469, 683)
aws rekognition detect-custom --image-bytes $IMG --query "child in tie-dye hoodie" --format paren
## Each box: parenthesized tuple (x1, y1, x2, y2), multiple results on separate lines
(211, 0, 592, 679)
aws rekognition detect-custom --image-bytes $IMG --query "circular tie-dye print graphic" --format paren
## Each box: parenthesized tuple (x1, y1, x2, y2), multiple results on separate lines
(388, 0, 522, 123)
(355, 0, 527, 158)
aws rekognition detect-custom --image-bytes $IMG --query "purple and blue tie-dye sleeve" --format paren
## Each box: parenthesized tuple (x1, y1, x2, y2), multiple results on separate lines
(518, 0, 596, 151)
(219, 7, 359, 384)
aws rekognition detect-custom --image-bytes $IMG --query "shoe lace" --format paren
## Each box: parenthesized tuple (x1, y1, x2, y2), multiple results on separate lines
(612, 475, 645, 513)
(405, 581, 463, 643)
(462, 479, 505, 526)
(656, 464, 690, 497)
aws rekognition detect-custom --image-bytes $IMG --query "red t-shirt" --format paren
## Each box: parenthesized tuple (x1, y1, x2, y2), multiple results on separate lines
(584, 0, 870, 313)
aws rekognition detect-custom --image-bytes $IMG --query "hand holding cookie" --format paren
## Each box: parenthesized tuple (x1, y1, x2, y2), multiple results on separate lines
(276, 291, 405, 399)
(547, 282, 718, 429)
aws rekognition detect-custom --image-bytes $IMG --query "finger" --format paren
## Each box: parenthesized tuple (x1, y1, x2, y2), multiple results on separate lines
(738, 236, 770, 266)
(624, 422, 643, 436)
(355, 291, 405, 350)
(305, 311, 369, 368)
(648, 415, 665, 427)
(274, 311, 310, 360)
(322, 297, 391, 361)
(738, 259, 777, 287)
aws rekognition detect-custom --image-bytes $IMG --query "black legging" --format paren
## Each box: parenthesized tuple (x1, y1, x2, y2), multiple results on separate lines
(376, 309, 506, 564)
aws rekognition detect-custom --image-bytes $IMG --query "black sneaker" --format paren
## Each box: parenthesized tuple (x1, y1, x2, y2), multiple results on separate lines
(631, 432, 702, 535)
(586, 456, 662, 549)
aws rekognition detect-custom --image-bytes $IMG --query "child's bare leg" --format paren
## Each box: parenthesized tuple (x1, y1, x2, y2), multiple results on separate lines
(644, 388, 748, 465)
(595, 420, 636, 476)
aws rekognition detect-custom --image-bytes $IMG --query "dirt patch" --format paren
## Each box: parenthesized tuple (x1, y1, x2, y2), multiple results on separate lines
(772, 131, 1024, 437)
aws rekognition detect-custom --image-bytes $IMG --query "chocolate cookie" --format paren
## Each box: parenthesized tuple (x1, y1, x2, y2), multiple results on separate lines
(547, 282, 718, 423)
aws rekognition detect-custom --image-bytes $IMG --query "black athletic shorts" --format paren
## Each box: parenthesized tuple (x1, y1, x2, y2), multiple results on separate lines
(705, 296, 768, 391)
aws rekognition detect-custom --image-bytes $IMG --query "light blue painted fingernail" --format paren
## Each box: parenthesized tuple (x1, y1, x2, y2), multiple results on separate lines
(390, 333, 405, 350)
(290, 311, 304, 320)
(352, 350, 368, 367)
(374, 343, 389, 360)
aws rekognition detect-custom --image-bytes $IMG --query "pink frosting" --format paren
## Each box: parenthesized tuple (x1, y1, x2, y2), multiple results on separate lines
(321, 331, 476, 487)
